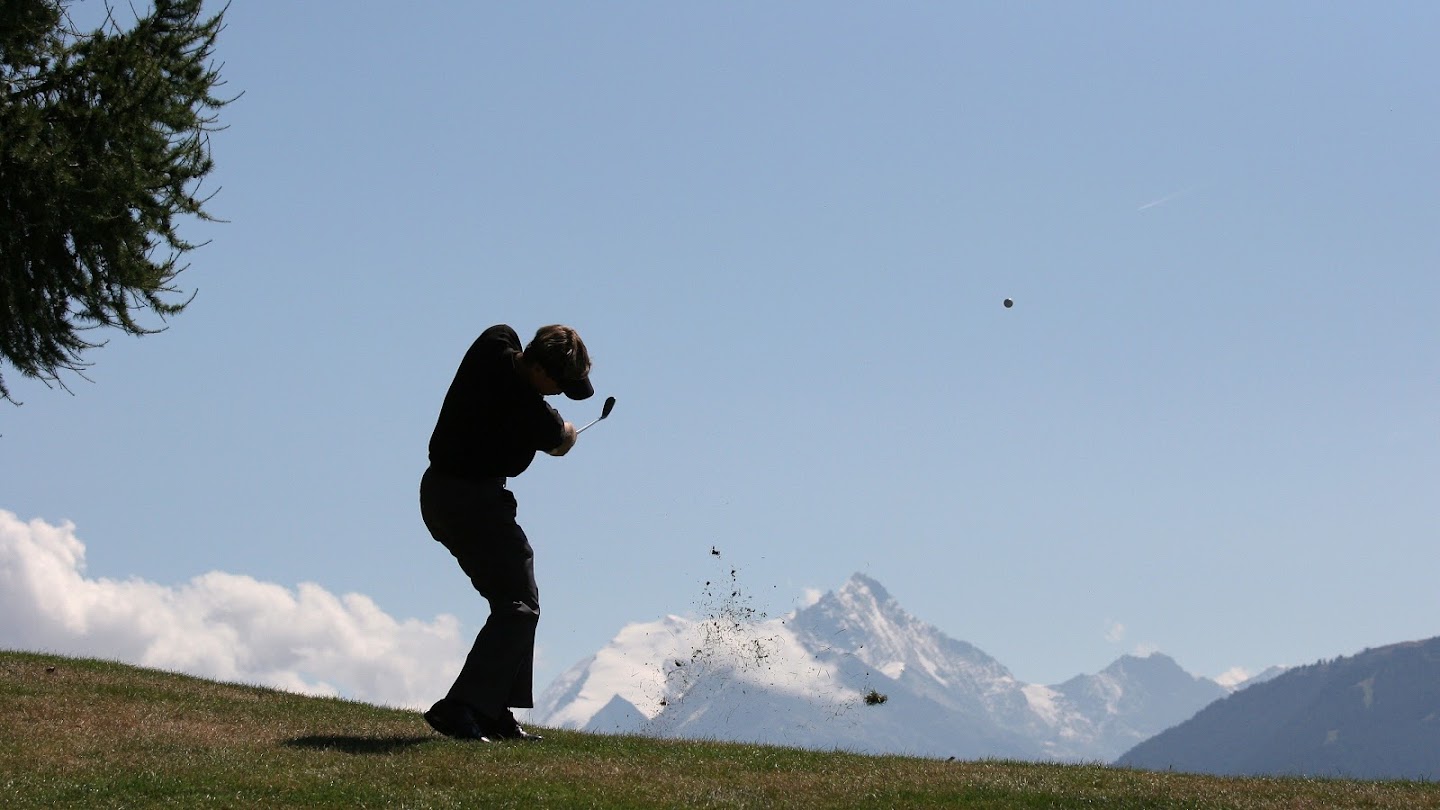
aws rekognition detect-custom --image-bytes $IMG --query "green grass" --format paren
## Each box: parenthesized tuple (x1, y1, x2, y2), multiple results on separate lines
(2, 651, 1437, 809)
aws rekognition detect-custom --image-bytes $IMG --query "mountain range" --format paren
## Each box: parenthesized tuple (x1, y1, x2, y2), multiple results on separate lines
(532, 573, 1260, 762)
(1117, 636, 1440, 780)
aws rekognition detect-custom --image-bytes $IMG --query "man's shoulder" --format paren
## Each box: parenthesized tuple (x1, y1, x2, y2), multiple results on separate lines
(480, 322, 521, 341)
(477, 324, 521, 348)
(464, 325, 522, 360)
(455, 325, 523, 386)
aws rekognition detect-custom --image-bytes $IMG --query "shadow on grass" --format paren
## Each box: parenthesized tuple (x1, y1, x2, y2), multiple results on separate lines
(283, 735, 437, 755)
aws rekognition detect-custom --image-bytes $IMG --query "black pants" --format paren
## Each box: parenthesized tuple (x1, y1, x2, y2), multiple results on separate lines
(420, 467, 540, 713)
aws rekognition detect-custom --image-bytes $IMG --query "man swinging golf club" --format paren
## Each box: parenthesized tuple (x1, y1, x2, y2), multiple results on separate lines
(420, 324, 599, 741)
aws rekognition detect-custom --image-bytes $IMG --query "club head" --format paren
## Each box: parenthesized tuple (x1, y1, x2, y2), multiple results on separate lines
(577, 396, 617, 434)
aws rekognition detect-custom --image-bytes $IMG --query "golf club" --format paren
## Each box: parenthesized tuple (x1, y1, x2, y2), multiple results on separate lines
(577, 396, 616, 434)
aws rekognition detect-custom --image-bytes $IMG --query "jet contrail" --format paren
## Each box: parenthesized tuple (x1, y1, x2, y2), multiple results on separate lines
(1138, 185, 1199, 211)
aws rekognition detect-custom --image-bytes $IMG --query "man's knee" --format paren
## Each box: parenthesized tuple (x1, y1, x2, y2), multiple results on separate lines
(496, 599, 539, 623)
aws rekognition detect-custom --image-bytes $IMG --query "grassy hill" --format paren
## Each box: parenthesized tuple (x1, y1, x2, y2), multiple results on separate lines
(2, 651, 1437, 809)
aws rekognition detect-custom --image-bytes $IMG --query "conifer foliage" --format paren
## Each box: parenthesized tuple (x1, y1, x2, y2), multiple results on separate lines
(0, 0, 230, 403)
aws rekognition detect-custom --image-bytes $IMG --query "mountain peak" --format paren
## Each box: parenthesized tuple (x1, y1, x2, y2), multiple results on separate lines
(840, 572, 892, 603)
(1105, 652, 1182, 674)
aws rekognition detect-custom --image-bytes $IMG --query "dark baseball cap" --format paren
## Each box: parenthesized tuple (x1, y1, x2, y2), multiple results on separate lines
(536, 353, 592, 400)
(560, 373, 594, 401)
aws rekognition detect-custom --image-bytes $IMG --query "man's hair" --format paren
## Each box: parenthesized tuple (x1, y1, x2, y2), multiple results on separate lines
(525, 325, 590, 383)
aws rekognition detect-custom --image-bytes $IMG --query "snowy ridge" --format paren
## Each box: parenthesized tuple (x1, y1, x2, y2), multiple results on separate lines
(536, 614, 689, 728)
(532, 573, 1237, 762)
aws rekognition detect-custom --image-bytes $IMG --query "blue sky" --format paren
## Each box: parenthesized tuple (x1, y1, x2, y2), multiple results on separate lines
(3, 2, 1437, 702)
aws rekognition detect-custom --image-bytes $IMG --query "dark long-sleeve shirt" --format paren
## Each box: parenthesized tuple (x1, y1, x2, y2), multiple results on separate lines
(428, 325, 565, 479)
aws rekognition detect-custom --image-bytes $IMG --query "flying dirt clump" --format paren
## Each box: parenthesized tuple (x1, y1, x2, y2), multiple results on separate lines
(689, 550, 774, 673)
(641, 547, 786, 733)
(630, 553, 894, 740)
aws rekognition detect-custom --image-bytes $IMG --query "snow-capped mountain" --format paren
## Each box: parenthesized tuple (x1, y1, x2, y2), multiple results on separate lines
(531, 573, 1233, 761)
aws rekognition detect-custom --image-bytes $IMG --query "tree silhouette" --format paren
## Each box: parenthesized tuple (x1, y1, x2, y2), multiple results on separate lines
(1, 0, 231, 403)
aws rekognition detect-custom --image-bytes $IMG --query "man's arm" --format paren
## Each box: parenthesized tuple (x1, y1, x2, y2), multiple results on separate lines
(545, 421, 578, 456)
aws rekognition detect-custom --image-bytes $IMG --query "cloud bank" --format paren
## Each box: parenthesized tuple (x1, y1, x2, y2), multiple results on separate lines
(0, 510, 465, 709)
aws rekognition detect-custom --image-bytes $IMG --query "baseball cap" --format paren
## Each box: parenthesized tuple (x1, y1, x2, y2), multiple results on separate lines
(559, 373, 594, 401)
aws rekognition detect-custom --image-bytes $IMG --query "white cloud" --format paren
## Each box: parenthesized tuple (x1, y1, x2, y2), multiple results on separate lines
(1104, 621, 1126, 643)
(0, 509, 467, 709)
(799, 588, 823, 608)
(1214, 666, 1252, 689)
(1131, 642, 1160, 657)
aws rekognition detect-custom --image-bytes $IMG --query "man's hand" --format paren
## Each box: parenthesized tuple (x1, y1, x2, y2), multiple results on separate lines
(546, 421, 578, 456)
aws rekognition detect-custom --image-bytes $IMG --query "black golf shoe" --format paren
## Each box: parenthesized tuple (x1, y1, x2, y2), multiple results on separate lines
(423, 698, 491, 741)
(476, 709, 544, 741)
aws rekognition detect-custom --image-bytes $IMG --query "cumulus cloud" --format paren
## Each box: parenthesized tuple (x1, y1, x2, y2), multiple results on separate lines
(1104, 621, 1126, 643)
(0, 510, 466, 709)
